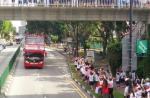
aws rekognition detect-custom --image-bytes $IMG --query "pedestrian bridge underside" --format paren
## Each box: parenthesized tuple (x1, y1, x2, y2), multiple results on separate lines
(0, 7, 150, 23)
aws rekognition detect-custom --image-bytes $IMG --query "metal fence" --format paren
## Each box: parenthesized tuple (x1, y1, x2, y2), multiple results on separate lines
(0, 0, 150, 8)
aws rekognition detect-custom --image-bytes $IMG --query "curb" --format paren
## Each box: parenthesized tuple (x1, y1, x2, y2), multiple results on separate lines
(1, 50, 21, 96)
(74, 79, 97, 98)
(70, 70, 97, 97)
(82, 85, 85, 89)
(87, 90, 91, 95)
(93, 95, 96, 98)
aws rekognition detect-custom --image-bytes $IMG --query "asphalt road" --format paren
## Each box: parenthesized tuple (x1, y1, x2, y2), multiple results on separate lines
(4, 48, 89, 98)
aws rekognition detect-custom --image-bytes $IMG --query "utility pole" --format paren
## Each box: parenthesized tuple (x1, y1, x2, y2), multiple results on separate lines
(129, 0, 133, 75)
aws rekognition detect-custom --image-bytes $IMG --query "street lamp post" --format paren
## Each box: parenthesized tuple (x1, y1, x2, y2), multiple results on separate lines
(129, 0, 133, 76)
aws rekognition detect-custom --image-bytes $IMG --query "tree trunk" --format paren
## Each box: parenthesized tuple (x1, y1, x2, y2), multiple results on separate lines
(102, 40, 107, 56)
(83, 41, 87, 57)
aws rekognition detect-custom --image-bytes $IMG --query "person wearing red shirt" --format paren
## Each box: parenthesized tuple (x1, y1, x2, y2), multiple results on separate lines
(102, 79, 109, 98)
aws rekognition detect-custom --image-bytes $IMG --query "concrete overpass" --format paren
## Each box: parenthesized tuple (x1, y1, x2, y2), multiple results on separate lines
(0, 6, 150, 23)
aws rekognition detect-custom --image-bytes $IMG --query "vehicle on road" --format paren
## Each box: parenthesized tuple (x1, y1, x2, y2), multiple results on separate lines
(0, 39, 6, 49)
(0, 44, 5, 51)
(15, 33, 23, 44)
(23, 33, 45, 69)
(16, 38, 22, 44)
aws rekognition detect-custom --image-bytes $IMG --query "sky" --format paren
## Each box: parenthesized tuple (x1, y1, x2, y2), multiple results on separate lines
(11, 20, 27, 32)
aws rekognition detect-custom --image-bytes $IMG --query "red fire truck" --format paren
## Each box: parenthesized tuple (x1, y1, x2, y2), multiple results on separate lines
(23, 33, 45, 69)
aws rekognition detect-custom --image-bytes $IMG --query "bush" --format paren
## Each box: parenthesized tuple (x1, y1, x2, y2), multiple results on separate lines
(137, 52, 150, 78)
(137, 58, 145, 78)
(143, 55, 150, 78)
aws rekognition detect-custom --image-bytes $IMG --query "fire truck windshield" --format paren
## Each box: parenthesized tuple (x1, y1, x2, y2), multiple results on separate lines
(25, 53, 44, 62)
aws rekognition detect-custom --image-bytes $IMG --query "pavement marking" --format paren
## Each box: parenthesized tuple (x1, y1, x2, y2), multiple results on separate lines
(70, 81, 88, 98)
(43, 96, 47, 98)
(64, 76, 88, 98)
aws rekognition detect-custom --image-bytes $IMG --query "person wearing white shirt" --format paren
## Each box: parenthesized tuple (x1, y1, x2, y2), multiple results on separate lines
(76, 62, 80, 71)
(146, 87, 150, 98)
(93, 72, 99, 89)
(131, 71, 136, 81)
(80, 66, 85, 75)
(83, 67, 89, 81)
(120, 71, 125, 84)
(124, 81, 130, 98)
(94, 73, 100, 82)
(116, 72, 120, 87)
(124, 86, 129, 98)
(130, 89, 136, 98)
(74, 60, 78, 66)
(88, 71, 94, 89)
(135, 88, 142, 98)
(122, 71, 126, 78)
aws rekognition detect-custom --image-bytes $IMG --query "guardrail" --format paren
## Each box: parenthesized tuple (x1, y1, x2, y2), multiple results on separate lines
(0, 46, 20, 94)
(0, 0, 150, 8)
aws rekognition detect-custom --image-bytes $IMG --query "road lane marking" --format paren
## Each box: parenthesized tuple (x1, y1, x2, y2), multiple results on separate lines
(64, 76, 88, 98)
(70, 81, 88, 98)
(71, 85, 86, 98)
(43, 96, 47, 98)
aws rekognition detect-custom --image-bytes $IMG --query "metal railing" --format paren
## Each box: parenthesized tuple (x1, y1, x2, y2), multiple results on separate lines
(0, 0, 150, 8)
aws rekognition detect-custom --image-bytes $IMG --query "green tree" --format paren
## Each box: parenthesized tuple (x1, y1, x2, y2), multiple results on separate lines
(26, 21, 51, 34)
(80, 22, 101, 56)
(115, 21, 127, 41)
(107, 41, 122, 76)
(26, 21, 68, 42)
(96, 22, 114, 56)
(0, 20, 14, 40)
(65, 21, 100, 56)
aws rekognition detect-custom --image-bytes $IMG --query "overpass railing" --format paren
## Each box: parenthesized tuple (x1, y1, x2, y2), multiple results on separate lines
(0, 0, 150, 8)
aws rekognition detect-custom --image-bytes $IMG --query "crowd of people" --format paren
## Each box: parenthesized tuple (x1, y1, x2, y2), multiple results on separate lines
(2, 0, 150, 8)
(73, 56, 150, 98)
(73, 56, 114, 98)
(116, 69, 150, 98)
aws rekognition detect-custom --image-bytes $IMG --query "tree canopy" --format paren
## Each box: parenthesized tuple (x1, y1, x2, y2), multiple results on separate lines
(0, 20, 15, 41)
